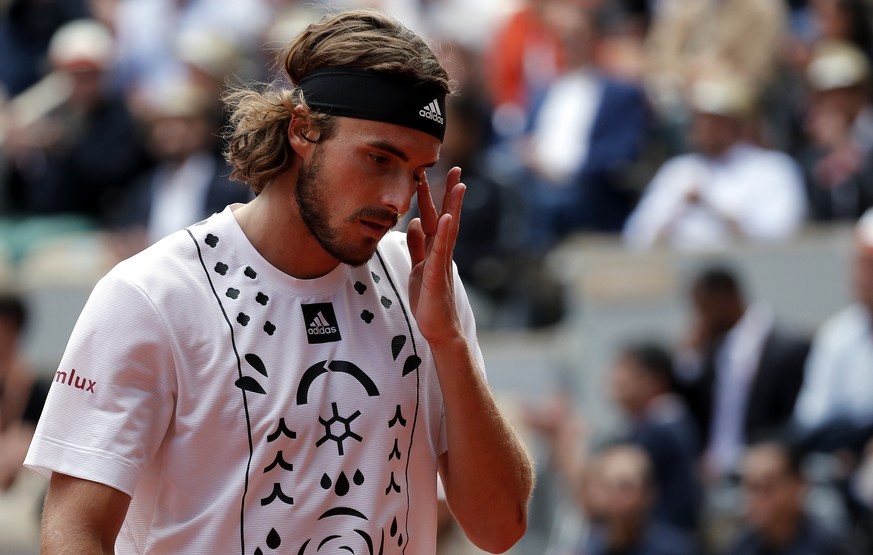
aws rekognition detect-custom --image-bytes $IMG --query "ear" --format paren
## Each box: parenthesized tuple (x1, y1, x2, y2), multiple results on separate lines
(288, 107, 318, 158)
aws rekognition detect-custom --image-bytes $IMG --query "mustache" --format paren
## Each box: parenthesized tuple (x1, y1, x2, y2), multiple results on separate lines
(354, 207, 399, 227)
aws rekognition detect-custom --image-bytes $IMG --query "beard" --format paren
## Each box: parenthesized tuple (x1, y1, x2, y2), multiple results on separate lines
(295, 145, 397, 267)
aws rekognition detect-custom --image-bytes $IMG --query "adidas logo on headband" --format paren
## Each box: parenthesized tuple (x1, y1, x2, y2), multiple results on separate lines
(419, 99, 444, 124)
(298, 69, 447, 141)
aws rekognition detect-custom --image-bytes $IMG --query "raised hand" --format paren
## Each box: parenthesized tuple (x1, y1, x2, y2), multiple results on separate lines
(406, 166, 466, 346)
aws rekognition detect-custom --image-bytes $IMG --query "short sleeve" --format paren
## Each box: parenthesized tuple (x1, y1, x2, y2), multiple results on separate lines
(24, 272, 177, 497)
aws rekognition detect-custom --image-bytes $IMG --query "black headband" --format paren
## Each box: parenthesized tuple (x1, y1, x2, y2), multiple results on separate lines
(297, 68, 447, 141)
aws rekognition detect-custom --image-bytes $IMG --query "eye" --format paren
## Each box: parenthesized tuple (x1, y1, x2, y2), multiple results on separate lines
(368, 153, 390, 166)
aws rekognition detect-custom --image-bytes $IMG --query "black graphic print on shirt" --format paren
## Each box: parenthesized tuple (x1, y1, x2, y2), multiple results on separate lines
(189, 226, 423, 555)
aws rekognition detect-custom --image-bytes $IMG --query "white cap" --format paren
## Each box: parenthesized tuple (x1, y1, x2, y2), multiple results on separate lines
(807, 40, 870, 91)
(688, 74, 755, 118)
(177, 30, 245, 81)
(141, 78, 212, 119)
(49, 19, 114, 71)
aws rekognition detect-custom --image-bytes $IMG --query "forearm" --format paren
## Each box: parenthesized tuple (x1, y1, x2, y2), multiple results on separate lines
(433, 335, 535, 553)
(42, 526, 113, 555)
(41, 474, 129, 554)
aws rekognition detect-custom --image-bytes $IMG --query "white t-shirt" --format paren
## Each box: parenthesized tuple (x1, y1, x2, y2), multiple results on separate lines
(794, 304, 873, 430)
(622, 143, 806, 250)
(25, 205, 484, 554)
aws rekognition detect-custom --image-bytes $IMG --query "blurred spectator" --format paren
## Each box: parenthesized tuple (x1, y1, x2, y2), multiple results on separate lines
(643, 0, 787, 136)
(623, 74, 807, 250)
(110, 78, 252, 251)
(611, 0, 656, 39)
(516, 2, 650, 246)
(111, 0, 271, 107)
(522, 342, 701, 543)
(800, 40, 873, 221)
(0, 0, 89, 97)
(421, 94, 523, 313)
(771, 0, 873, 156)
(723, 440, 851, 555)
(674, 266, 810, 479)
(485, 0, 566, 138)
(255, 4, 326, 84)
(608, 342, 701, 533)
(178, 28, 252, 108)
(810, 0, 873, 66)
(0, 292, 47, 491)
(1, 19, 149, 228)
(793, 208, 873, 440)
(406, 93, 564, 329)
(578, 444, 698, 555)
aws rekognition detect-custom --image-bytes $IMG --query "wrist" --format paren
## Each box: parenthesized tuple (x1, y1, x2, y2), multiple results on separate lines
(426, 332, 469, 358)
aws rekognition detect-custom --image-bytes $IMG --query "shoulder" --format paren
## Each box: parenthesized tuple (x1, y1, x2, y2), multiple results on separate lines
(110, 229, 199, 282)
(798, 516, 850, 554)
(740, 145, 801, 173)
(765, 326, 811, 353)
(817, 304, 870, 341)
(645, 521, 697, 555)
(102, 210, 235, 297)
(601, 77, 645, 101)
(723, 528, 760, 555)
(647, 154, 700, 184)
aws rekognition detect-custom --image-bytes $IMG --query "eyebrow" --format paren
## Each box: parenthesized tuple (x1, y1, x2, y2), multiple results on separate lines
(367, 140, 438, 168)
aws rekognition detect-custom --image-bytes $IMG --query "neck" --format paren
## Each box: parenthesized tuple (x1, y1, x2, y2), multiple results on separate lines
(606, 517, 645, 549)
(761, 512, 802, 548)
(233, 169, 340, 279)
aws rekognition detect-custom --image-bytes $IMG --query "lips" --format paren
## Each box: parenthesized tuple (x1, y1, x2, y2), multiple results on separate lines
(360, 219, 391, 235)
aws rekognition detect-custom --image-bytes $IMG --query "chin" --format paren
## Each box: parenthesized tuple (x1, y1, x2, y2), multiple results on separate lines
(337, 244, 379, 268)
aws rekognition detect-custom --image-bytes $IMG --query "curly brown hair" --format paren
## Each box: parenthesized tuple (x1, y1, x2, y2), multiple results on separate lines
(223, 9, 452, 194)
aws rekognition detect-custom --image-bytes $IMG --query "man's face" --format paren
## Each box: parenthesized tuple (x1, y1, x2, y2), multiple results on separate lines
(66, 67, 105, 109)
(597, 449, 651, 523)
(294, 117, 441, 267)
(691, 288, 732, 340)
(741, 446, 803, 533)
(149, 115, 211, 163)
(609, 355, 648, 415)
(689, 112, 742, 157)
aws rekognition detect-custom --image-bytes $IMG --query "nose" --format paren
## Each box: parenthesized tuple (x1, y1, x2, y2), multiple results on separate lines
(380, 174, 415, 215)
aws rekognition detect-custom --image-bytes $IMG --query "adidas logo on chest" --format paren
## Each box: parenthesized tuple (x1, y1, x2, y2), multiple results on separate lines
(301, 303, 342, 344)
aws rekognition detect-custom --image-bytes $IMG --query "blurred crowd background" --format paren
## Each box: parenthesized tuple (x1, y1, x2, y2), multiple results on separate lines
(2, 0, 873, 554)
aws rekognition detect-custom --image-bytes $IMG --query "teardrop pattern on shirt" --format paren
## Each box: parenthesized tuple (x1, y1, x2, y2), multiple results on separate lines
(391, 335, 406, 360)
(267, 528, 281, 549)
(245, 353, 268, 377)
(193, 234, 423, 555)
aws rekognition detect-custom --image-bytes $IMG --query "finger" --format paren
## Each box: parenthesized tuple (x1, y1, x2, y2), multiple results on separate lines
(435, 183, 463, 274)
(406, 217, 426, 266)
(417, 172, 439, 237)
(441, 167, 462, 217)
(445, 182, 466, 257)
(428, 213, 453, 281)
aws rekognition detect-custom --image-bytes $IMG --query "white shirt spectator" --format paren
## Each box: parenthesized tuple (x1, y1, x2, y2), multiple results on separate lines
(530, 69, 603, 185)
(623, 143, 807, 250)
(794, 304, 873, 430)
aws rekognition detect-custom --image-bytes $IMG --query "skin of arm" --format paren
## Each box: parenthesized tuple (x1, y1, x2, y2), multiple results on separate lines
(41, 472, 131, 554)
(406, 167, 535, 553)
